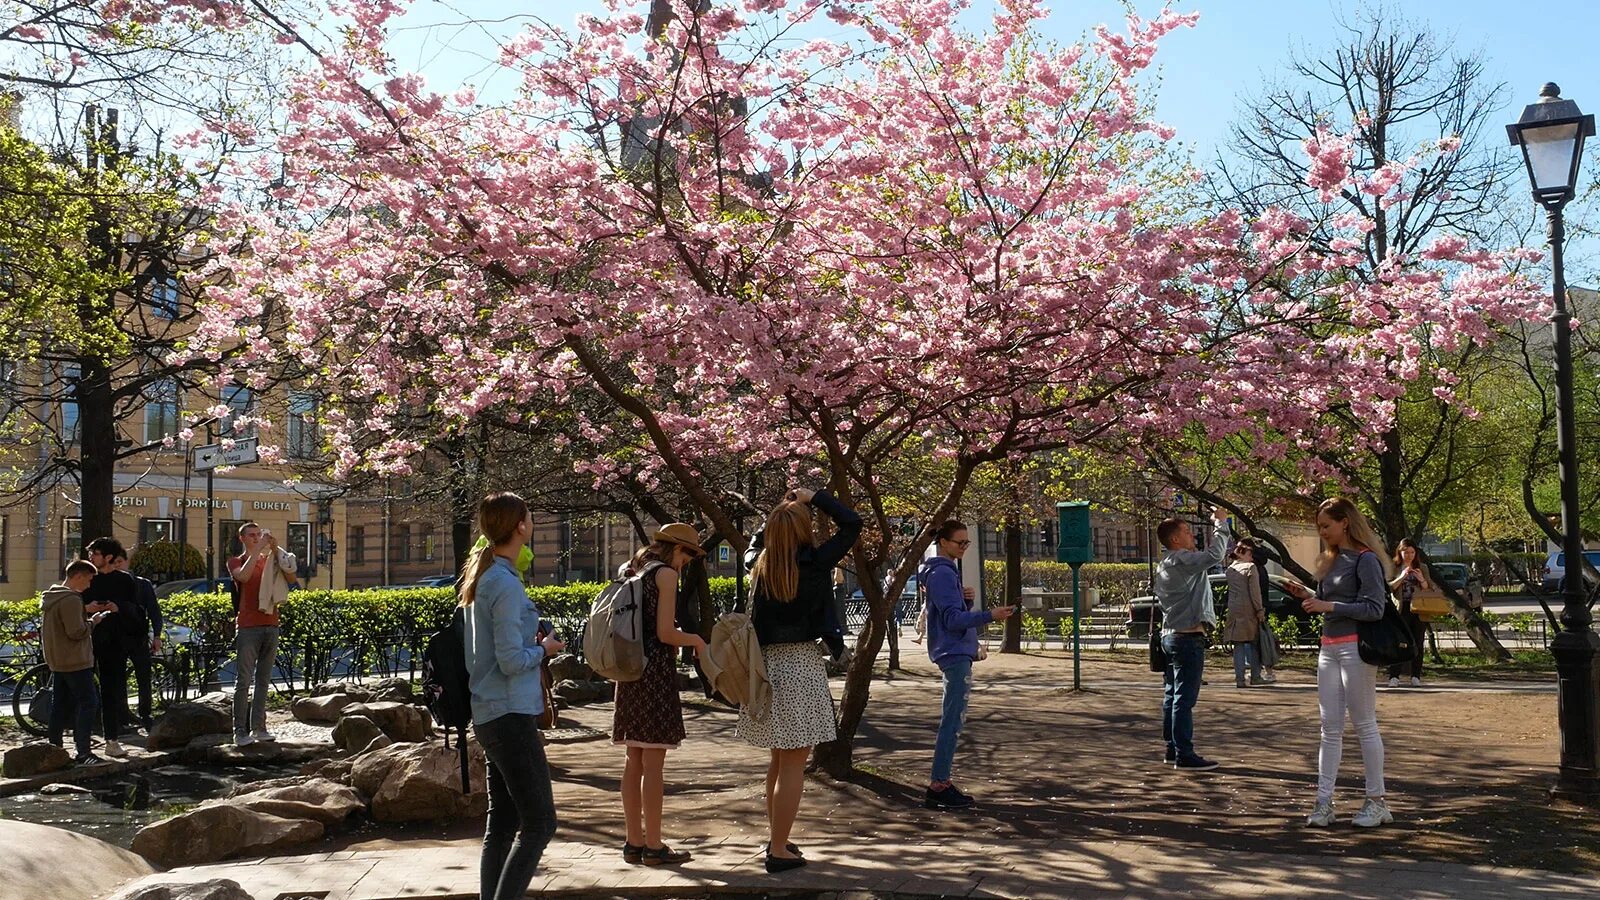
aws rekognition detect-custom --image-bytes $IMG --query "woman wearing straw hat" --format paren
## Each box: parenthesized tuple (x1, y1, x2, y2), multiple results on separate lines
(613, 523, 708, 867)
(739, 487, 862, 872)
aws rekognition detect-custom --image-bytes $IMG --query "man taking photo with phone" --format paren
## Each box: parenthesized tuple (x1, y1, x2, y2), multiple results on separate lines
(227, 522, 297, 746)
(1154, 507, 1231, 772)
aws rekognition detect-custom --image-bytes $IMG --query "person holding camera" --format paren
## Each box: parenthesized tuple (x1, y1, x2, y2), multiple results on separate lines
(226, 522, 297, 746)
(612, 524, 708, 868)
(460, 492, 563, 900)
(1153, 507, 1231, 772)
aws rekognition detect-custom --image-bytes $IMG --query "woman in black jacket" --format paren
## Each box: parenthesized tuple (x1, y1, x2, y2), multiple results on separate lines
(737, 487, 861, 872)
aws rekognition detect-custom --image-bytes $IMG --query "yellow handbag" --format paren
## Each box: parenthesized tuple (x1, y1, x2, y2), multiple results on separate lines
(1408, 588, 1450, 621)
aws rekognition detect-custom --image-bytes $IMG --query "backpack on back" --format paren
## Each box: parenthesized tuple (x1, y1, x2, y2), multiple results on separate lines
(583, 561, 663, 682)
(421, 605, 473, 793)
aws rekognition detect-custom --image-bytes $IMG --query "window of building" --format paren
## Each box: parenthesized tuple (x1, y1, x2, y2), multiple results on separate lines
(144, 378, 180, 444)
(0, 514, 8, 581)
(395, 524, 412, 563)
(349, 525, 365, 565)
(222, 383, 254, 438)
(62, 516, 83, 569)
(287, 391, 319, 458)
(219, 519, 246, 562)
(421, 529, 436, 562)
(61, 364, 80, 444)
(287, 522, 313, 579)
(139, 517, 175, 545)
(149, 271, 180, 318)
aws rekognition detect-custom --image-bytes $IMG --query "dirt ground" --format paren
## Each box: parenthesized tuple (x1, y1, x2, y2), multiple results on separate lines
(320, 651, 1599, 877)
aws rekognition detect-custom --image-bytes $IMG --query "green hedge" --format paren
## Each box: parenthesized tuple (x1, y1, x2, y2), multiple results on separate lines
(982, 561, 1150, 606)
(0, 577, 739, 680)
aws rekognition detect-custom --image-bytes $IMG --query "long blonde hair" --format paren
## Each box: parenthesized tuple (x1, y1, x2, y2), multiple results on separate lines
(1314, 497, 1394, 581)
(749, 500, 815, 603)
(459, 492, 529, 607)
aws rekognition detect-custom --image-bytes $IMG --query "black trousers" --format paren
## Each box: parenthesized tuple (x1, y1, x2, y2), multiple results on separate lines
(476, 713, 558, 900)
(47, 667, 99, 758)
(129, 645, 153, 727)
(96, 646, 127, 739)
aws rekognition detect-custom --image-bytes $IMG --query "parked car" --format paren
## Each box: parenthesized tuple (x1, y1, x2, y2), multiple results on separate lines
(1128, 573, 1313, 642)
(412, 574, 458, 588)
(1429, 562, 1484, 609)
(1542, 550, 1600, 593)
(154, 577, 235, 600)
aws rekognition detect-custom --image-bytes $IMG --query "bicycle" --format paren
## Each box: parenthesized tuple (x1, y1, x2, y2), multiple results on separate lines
(11, 653, 181, 739)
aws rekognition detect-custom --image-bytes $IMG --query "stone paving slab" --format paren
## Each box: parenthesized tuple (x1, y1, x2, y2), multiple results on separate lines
(106, 837, 1600, 899)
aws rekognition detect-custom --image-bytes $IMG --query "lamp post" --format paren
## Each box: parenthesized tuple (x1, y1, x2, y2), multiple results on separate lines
(1507, 82, 1600, 803)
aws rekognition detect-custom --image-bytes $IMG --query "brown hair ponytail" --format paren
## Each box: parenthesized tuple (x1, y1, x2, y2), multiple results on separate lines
(459, 492, 529, 606)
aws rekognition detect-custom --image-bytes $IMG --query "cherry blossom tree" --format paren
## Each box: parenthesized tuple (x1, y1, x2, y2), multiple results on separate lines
(90, 0, 1549, 772)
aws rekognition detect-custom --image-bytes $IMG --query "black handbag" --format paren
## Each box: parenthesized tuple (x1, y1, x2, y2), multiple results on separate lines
(1355, 551, 1416, 666)
(1147, 602, 1167, 673)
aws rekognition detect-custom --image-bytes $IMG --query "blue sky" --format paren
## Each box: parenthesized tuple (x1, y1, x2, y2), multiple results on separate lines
(385, 0, 1599, 159)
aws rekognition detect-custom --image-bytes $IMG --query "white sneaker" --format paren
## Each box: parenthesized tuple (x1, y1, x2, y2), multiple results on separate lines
(235, 733, 256, 747)
(1409, 677, 1422, 688)
(1305, 801, 1336, 827)
(252, 729, 277, 743)
(102, 740, 126, 758)
(1387, 677, 1400, 687)
(1260, 671, 1277, 684)
(1352, 797, 1393, 828)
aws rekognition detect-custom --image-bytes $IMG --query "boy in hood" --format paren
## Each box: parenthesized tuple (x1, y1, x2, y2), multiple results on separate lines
(42, 560, 110, 764)
(919, 519, 1014, 810)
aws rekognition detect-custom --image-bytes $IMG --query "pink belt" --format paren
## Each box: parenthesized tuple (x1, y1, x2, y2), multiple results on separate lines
(1321, 633, 1358, 646)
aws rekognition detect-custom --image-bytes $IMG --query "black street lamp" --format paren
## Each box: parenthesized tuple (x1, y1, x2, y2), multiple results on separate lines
(1507, 82, 1600, 803)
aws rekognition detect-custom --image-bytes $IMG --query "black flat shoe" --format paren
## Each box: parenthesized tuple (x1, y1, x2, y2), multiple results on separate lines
(763, 841, 803, 857)
(622, 842, 644, 865)
(642, 844, 692, 866)
(765, 852, 807, 873)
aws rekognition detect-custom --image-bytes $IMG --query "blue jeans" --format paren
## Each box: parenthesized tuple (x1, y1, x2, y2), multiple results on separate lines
(476, 712, 558, 900)
(1161, 632, 1206, 761)
(931, 656, 973, 783)
(1232, 642, 1260, 685)
(47, 667, 99, 758)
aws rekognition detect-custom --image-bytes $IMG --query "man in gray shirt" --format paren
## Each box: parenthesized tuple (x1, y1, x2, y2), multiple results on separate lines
(1154, 508, 1230, 771)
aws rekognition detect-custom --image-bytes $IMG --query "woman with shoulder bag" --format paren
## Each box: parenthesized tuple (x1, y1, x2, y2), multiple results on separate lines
(1387, 539, 1431, 688)
(612, 524, 709, 868)
(1224, 539, 1267, 687)
(459, 493, 564, 900)
(1285, 497, 1393, 829)
(737, 487, 862, 873)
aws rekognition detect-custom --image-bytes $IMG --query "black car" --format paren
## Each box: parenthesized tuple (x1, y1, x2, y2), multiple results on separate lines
(1128, 573, 1313, 642)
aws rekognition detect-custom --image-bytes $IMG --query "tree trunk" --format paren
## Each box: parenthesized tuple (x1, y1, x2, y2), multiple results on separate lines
(1001, 521, 1022, 653)
(814, 574, 892, 776)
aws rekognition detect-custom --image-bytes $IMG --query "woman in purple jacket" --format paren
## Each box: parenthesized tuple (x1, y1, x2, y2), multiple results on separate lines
(918, 519, 1014, 811)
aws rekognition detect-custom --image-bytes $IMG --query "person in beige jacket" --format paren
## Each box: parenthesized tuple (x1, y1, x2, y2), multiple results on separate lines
(43, 560, 109, 764)
(1224, 540, 1267, 688)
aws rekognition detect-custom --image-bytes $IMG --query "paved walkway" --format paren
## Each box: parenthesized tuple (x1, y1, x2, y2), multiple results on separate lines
(113, 835, 1600, 899)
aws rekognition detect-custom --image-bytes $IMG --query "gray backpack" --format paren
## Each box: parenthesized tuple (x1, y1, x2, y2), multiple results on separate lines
(582, 561, 663, 682)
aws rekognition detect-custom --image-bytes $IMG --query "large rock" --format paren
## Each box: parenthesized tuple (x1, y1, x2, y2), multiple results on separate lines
(290, 691, 354, 723)
(547, 653, 597, 684)
(109, 879, 253, 900)
(147, 702, 233, 750)
(3, 820, 154, 900)
(350, 740, 486, 822)
(192, 691, 233, 710)
(360, 676, 415, 703)
(131, 803, 324, 868)
(343, 701, 432, 742)
(2, 742, 72, 777)
(331, 714, 387, 753)
(232, 777, 365, 825)
(300, 757, 354, 784)
(193, 739, 331, 767)
(551, 678, 611, 707)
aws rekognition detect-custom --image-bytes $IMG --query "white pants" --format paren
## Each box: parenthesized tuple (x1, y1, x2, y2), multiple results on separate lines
(1317, 641, 1385, 804)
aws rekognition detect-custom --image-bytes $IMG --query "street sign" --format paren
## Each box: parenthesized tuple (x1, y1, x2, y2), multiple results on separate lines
(193, 437, 260, 471)
(1056, 501, 1093, 565)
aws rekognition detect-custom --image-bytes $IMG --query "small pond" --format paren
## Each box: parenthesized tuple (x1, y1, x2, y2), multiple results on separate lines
(0, 762, 301, 848)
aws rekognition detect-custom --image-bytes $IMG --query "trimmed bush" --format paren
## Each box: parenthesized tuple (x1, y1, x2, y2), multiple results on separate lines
(130, 541, 207, 581)
(983, 561, 1150, 606)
